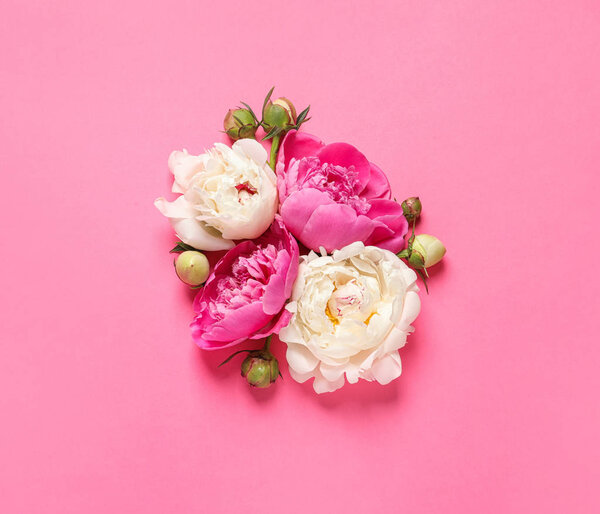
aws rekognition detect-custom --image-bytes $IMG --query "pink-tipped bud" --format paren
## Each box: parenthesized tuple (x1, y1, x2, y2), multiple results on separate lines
(174, 251, 210, 286)
(223, 108, 258, 140)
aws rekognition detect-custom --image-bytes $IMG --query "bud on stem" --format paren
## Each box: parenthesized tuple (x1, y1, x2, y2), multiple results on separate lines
(224, 108, 259, 140)
(401, 197, 422, 224)
(219, 336, 280, 389)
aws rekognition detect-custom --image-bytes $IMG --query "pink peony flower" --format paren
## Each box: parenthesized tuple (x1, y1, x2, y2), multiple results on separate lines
(276, 130, 408, 253)
(191, 216, 299, 350)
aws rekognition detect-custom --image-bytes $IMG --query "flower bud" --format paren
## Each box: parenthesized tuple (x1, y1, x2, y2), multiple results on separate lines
(408, 249, 425, 269)
(223, 108, 258, 140)
(174, 250, 210, 286)
(412, 234, 446, 268)
(241, 351, 279, 388)
(401, 197, 422, 223)
(262, 97, 297, 131)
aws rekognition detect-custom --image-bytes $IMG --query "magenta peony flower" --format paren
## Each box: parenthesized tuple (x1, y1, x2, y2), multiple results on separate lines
(191, 216, 299, 350)
(276, 130, 408, 253)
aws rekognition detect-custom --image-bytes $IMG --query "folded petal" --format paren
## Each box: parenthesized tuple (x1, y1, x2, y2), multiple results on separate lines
(280, 188, 337, 241)
(154, 196, 234, 251)
(286, 343, 319, 374)
(361, 163, 391, 199)
(232, 138, 268, 166)
(300, 204, 378, 252)
(370, 352, 402, 385)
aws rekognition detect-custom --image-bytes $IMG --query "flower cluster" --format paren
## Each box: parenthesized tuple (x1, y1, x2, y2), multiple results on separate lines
(155, 88, 446, 394)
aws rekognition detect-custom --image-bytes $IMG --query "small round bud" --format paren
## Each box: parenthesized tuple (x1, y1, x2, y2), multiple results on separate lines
(262, 97, 297, 131)
(174, 251, 210, 286)
(241, 352, 279, 388)
(223, 108, 258, 140)
(401, 197, 422, 223)
(412, 234, 446, 268)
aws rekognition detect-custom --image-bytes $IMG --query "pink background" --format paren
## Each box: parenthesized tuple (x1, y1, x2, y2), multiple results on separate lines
(1, 1, 599, 512)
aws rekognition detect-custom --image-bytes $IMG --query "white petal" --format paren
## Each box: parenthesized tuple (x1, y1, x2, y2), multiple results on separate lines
(370, 353, 402, 385)
(288, 367, 314, 384)
(286, 343, 319, 374)
(168, 150, 204, 191)
(232, 138, 268, 166)
(381, 326, 408, 354)
(154, 197, 234, 251)
(332, 241, 364, 262)
(397, 290, 421, 330)
(320, 362, 346, 382)
(313, 372, 345, 394)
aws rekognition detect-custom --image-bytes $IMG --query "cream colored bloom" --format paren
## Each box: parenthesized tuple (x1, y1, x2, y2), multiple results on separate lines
(279, 242, 421, 393)
(155, 139, 278, 250)
(413, 234, 446, 267)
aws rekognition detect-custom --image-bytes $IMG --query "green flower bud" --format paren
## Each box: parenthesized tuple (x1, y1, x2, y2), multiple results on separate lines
(174, 250, 210, 286)
(401, 197, 422, 223)
(262, 97, 297, 131)
(408, 249, 425, 269)
(223, 108, 258, 140)
(412, 234, 446, 268)
(241, 351, 279, 388)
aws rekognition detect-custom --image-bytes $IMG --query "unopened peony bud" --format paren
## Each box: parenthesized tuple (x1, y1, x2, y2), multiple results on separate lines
(408, 249, 425, 269)
(412, 234, 446, 268)
(224, 108, 258, 140)
(241, 351, 279, 388)
(174, 251, 210, 286)
(401, 197, 422, 223)
(262, 97, 297, 131)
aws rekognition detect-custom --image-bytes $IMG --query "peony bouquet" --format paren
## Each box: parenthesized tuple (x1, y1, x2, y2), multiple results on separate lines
(155, 88, 446, 393)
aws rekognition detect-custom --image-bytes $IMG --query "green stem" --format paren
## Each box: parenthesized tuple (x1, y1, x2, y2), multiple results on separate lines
(263, 335, 273, 353)
(268, 134, 282, 171)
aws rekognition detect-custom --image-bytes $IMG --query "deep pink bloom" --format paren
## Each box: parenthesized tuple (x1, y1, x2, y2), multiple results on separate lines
(276, 130, 408, 253)
(191, 216, 299, 350)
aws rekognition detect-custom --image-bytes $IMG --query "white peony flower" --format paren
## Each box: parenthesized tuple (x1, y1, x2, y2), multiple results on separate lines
(279, 242, 421, 393)
(155, 139, 278, 250)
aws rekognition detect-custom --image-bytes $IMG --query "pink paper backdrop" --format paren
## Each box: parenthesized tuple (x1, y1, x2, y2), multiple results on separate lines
(1, 1, 599, 512)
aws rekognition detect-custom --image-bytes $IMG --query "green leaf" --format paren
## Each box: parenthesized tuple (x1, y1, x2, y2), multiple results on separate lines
(240, 102, 259, 122)
(416, 269, 429, 294)
(262, 86, 275, 114)
(397, 249, 409, 259)
(218, 349, 251, 367)
(262, 126, 283, 141)
(295, 105, 310, 125)
(169, 241, 200, 253)
(232, 114, 245, 125)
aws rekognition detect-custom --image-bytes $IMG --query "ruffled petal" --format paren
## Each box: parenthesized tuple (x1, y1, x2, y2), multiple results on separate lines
(317, 142, 371, 192)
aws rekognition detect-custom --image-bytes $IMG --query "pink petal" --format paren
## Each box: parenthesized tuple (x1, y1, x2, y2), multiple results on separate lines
(250, 309, 293, 339)
(278, 130, 323, 170)
(280, 188, 337, 242)
(361, 163, 391, 199)
(317, 142, 371, 192)
(195, 301, 271, 347)
(301, 203, 379, 252)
